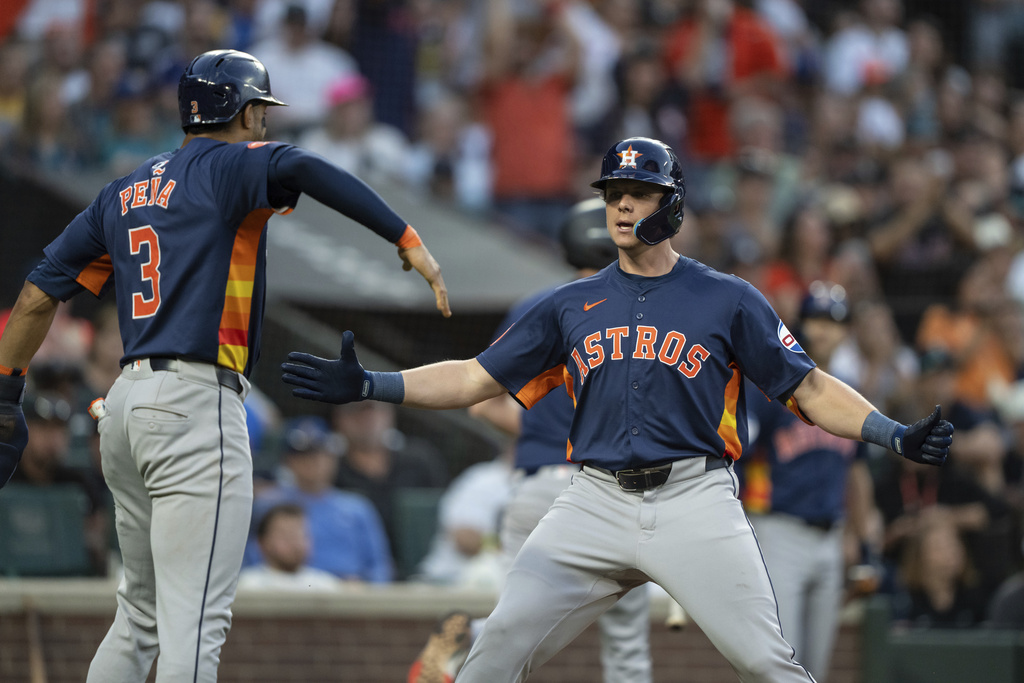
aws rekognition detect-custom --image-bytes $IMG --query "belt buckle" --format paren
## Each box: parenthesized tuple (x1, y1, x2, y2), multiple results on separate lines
(614, 471, 641, 492)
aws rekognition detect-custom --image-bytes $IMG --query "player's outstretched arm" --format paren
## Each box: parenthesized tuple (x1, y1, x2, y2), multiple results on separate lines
(271, 148, 452, 317)
(792, 367, 953, 466)
(0, 282, 61, 488)
(282, 331, 504, 409)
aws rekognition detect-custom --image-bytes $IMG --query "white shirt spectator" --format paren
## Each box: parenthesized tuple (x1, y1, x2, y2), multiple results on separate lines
(250, 31, 358, 134)
(824, 23, 908, 95)
(416, 456, 512, 587)
(237, 564, 342, 592)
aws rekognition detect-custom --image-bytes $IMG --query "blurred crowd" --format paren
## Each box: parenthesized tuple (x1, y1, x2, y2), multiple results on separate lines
(7, 0, 1024, 638)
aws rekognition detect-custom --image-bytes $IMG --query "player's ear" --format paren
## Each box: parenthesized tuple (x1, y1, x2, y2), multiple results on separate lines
(241, 103, 255, 130)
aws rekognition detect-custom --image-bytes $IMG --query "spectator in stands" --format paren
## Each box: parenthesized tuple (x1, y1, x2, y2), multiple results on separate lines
(917, 256, 1018, 410)
(479, 0, 580, 242)
(866, 153, 976, 340)
(823, 0, 909, 97)
(662, 0, 787, 170)
(298, 72, 411, 187)
(7, 71, 80, 173)
(830, 299, 918, 416)
(893, 508, 987, 628)
(405, 92, 492, 212)
(0, 37, 30, 148)
(415, 449, 513, 588)
(237, 503, 342, 592)
(873, 348, 1016, 602)
(761, 200, 835, 326)
(604, 38, 683, 168)
(330, 401, 448, 565)
(247, 416, 393, 583)
(249, 3, 359, 138)
(9, 391, 110, 575)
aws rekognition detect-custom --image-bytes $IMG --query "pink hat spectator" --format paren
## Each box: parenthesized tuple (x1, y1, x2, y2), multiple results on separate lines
(327, 74, 370, 107)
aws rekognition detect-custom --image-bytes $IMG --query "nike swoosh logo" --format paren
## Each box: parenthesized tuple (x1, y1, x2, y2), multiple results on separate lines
(583, 299, 607, 311)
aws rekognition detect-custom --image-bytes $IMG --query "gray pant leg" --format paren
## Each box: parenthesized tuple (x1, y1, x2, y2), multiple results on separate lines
(750, 514, 844, 682)
(88, 376, 160, 683)
(499, 471, 652, 683)
(87, 364, 252, 683)
(634, 465, 816, 683)
(458, 472, 642, 682)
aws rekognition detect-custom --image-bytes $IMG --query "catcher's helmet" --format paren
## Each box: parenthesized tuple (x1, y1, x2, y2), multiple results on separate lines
(591, 137, 685, 246)
(178, 49, 287, 129)
(560, 197, 618, 271)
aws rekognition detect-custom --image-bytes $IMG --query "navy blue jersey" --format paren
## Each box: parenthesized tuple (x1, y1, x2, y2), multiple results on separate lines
(27, 139, 413, 379)
(495, 289, 575, 473)
(744, 379, 860, 523)
(477, 257, 816, 470)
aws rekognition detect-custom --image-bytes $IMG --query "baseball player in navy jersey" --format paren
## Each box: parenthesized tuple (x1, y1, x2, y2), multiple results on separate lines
(410, 198, 652, 683)
(0, 49, 449, 683)
(740, 283, 882, 682)
(281, 137, 953, 682)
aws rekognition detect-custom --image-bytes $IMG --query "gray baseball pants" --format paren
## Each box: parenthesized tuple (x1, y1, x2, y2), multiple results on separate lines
(500, 465, 652, 683)
(87, 359, 252, 683)
(749, 513, 844, 682)
(456, 457, 816, 682)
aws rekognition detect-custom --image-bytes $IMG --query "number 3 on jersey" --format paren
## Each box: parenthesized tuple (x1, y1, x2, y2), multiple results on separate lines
(129, 226, 161, 318)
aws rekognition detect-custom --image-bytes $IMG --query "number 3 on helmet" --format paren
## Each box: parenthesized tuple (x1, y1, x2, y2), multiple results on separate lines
(177, 49, 287, 129)
(590, 137, 686, 246)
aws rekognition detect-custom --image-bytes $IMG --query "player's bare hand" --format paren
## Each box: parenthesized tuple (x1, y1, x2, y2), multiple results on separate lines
(399, 244, 451, 318)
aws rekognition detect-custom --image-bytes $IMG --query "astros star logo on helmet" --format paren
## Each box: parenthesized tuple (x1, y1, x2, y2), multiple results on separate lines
(617, 145, 642, 169)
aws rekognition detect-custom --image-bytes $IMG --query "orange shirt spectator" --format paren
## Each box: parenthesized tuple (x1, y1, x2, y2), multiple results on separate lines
(482, 74, 574, 199)
(663, 2, 786, 161)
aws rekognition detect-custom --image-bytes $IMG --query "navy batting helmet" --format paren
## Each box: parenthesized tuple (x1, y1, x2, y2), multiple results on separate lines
(800, 281, 850, 323)
(591, 137, 685, 246)
(178, 49, 287, 129)
(560, 198, 618, 271)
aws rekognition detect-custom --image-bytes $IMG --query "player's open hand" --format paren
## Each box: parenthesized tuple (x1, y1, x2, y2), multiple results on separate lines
(398, 244, 451, 318)
(0, 373, 28, 488)
(282, 331, 372, 404)
(896, 405, 953, 466)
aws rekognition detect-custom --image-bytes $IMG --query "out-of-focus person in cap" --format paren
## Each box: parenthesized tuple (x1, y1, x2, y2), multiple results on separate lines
(740, 282, 882, 682)
(9, 391, 111, 575)
(236, 502, 343, 592)
(297, 72, 410, 186)
(243, 415, 393, 582)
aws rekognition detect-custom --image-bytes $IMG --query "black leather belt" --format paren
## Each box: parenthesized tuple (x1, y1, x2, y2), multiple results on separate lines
(589, 456, 729, 492)
(148, 358, 243, 395)
(804, 518, 838, 532)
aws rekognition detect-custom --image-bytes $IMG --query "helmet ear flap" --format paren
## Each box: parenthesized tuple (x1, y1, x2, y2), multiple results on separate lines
(633, 185, 686, 246)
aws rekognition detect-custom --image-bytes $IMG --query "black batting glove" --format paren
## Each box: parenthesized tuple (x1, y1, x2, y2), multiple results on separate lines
(281, 330, 374, 404)
(894, 405, 953, 466)
(0, 373, 28, 489)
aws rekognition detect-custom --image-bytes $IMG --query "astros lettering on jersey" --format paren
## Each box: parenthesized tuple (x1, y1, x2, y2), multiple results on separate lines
(478, 257, 817, 471)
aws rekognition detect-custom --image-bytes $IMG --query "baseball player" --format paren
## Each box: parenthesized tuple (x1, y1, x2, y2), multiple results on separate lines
(0, 49, 449, 683)
(409, 198, 652, 683)
(281, 137, 953, 682)
(740, 282, 882, 682)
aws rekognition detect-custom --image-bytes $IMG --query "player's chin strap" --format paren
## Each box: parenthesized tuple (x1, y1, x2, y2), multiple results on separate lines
(861, 406, 953, 466)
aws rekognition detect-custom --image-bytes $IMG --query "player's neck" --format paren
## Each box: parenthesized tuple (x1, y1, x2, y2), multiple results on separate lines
(617, 244, 680, 277)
